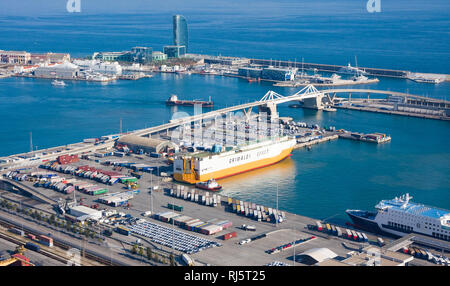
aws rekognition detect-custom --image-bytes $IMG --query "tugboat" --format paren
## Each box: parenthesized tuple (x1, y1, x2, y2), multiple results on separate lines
(195, 179, 222, 191)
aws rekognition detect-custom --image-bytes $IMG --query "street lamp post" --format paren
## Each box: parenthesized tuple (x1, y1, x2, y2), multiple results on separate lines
(150, 168, 154, 214)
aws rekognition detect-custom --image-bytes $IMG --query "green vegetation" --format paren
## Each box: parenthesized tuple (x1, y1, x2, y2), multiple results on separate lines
(146, 247, 152, 260)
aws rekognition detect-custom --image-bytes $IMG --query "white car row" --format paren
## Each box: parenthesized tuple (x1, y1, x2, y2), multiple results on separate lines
(129, 221, 221, 254)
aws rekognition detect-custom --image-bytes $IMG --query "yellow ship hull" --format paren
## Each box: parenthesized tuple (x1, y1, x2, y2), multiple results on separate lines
(173, 146, 294, 184)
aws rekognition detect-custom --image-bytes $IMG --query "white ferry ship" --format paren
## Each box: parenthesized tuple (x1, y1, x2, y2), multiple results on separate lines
(346, 194, 450, 241)
(173, 136, 296, 184)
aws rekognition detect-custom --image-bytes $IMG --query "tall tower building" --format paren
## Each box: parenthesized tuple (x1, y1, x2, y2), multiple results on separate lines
(173, 15, 188, 52)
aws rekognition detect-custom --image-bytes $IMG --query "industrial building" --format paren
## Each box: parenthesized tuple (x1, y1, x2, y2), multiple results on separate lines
(238, 67, 263, 78)
(116, 135, 179, 154)
(69, 205, 102, 221)
(163, 45, 186, 58)
(33, 62, 80, 79)
(238, 66, 297, 81)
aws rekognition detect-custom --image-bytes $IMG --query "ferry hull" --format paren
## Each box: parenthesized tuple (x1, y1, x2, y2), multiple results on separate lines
(174, 146, 293, 184)
(346, 211, 383, 233)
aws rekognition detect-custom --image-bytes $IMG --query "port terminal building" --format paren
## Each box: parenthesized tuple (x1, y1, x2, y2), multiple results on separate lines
(116, 135, 179, 154)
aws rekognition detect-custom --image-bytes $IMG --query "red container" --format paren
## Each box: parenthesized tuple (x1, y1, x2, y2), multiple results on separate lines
(223, 231, 237, 240)
(57, 155, 79, 165)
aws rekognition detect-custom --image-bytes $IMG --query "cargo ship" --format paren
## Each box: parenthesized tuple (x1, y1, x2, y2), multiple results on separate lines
(346, 194, 450, 241)
(166, 95, 213, 107)
(173, 136, 296, 184)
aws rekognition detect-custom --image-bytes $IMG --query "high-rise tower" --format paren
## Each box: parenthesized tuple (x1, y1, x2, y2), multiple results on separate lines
(173, 15, 188, 52)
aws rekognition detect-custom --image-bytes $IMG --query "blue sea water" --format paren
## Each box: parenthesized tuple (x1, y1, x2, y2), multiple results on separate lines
(0, 0, 449, 221)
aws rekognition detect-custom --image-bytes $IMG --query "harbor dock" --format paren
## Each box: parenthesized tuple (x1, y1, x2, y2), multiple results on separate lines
(0, 83, 447, 266)
(338, 132, 391, 144)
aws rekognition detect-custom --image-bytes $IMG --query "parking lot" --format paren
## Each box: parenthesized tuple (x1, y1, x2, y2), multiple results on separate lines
(129, 220, 221, 254)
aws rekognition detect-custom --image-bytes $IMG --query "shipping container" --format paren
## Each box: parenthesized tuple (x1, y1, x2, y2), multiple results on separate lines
(115, 226, 130, 236)
(356, 232, 363, 242)
(346, 229, 352, 238)
(331, 225, 337, 235)
(361, 233, 368, 242)
(168, 203, 183, 212)
(223, 231, 237, 240)
(90, 189, 108, 196)
(336, 227, 342, 237)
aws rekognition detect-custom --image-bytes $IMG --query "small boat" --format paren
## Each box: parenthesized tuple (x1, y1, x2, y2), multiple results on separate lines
(195, 179, 222, 191)
(52, 80, 66, 86)
(247, 77, 260, 83)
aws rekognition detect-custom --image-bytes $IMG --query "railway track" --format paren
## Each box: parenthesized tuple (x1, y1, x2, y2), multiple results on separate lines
(0, 230, 71, 265)
(0, 216, 122, 266)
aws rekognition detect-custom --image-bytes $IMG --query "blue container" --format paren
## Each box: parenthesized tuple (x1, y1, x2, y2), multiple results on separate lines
(150, 152, 162, 158)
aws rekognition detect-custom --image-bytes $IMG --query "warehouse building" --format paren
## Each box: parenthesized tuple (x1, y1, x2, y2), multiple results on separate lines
(34, 62, 80, 79)
(69, 205, 102, 221)
(238, 66, 297, 81)
(238, 67, 263, 78)
(116, 135, 179, 154)
(261, 67, 297, 81)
